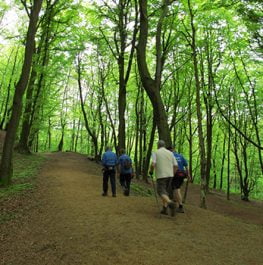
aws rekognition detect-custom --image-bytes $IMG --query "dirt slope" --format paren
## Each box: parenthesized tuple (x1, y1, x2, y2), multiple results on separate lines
(0, 152, 262, 265)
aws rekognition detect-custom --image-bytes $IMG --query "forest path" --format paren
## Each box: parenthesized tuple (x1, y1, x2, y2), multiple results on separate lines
(1, 152, 263, 265)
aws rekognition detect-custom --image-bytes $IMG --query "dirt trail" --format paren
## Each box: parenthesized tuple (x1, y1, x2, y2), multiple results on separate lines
(1, 152, 263, 265)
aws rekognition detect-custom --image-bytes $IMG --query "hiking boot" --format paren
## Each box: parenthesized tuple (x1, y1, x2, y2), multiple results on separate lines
(168, 201, 176, 217)
(176, 207, 184, 213)
(168, 201, 176, 208)
(124, 189, 129, 196)
(160, 207, 168, 215)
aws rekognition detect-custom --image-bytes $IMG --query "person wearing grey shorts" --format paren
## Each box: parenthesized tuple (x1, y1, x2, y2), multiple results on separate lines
(149, 140, 178, 216)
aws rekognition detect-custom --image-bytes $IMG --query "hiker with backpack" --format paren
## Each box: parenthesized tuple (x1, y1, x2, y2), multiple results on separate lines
(118, 148, 134, 196)
(168, 146, 191, 213)
(149, 140, 178, 216)
(101, 146, 118, 197)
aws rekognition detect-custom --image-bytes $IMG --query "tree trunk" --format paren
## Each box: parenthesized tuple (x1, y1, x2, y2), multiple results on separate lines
(117, 1, 126, 151)
(0, 48, 19, 130)
(187, 0, 207, 208)
(58, 125, 65, 152)
(0, 0, 43, 186)
(143, 120, 156, 182)
(77, 55, 99, 160)
(219, 134, 227, 190)
(212, 133, 219, 189)
(137, 0, 172, 146)
(15, 56, 37, 154)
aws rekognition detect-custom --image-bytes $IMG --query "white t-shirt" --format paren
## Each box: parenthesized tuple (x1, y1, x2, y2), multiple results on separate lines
(152, 147, 177, 179)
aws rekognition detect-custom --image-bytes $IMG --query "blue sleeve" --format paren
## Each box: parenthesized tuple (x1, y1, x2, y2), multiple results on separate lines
(102, 153, 106, 166)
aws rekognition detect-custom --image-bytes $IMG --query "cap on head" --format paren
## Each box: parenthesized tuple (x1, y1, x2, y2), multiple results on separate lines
(119, 148, 126, 155)
(158, 140, 166, 148)
(167, 144, 175, 151)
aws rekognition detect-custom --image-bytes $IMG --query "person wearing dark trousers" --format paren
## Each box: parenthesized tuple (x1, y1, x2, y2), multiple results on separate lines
(101, 146, 118, 197)
(118, 148, 133, 196)
(168, 146, 191, 213)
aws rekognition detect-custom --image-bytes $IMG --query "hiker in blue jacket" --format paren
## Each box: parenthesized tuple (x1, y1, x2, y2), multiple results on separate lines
(168, 146, 191, 213)
(118, 148, 133, 196)
(101, 146, 118, 197)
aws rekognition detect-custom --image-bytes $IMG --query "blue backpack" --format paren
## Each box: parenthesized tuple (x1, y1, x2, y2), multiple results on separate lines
(123, 158, 132, 170)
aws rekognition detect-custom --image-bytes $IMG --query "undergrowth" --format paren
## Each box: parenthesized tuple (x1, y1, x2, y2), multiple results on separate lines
(0, 152, 46, 199)
(130, 181, 154, 197)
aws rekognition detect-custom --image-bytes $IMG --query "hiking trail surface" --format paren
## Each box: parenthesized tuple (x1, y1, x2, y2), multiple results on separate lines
(1, 152, 263, 265)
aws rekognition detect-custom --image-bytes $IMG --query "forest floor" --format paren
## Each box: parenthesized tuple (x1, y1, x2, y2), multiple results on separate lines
(0, 152, 263, 265)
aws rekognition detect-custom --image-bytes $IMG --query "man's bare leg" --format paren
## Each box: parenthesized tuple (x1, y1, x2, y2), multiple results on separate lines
(175, 189, 184, 213)
(161, 194, 175, 216)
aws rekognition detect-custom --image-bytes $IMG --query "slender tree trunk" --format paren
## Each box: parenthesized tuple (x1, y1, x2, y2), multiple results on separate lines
(0, 50, 13, 100)
(219, 134, 227, 190)
(143, 120, 156, 182)
(137, 0, 172, 146)
(0, 48, 19, 130)
(227, 85, 232, 200)
(48, 117, 52, 150)
(15, 54, 37, 154)
(183, 84, 194, 203)
(77, 56, 99, 160)
(212, 133, 219, 189)
(134, 80, 141, 177)
(74, 119, 81, 152)
(0, 0, 43, 186)
(187, 0, 207, 208)
(117, 1, 126, 151)
(233, 55, 263, 173)
(98, 61, 118, 151)
(70, 119, 76, 151)
(58, 124, 65, 152)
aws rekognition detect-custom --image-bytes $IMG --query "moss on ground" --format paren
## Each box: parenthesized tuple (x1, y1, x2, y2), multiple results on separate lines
(0, 153, 46, 199)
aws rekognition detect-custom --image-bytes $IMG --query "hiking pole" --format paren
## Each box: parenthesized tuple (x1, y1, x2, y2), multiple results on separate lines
(149, 172, 161, 218)
(183, 173, 191, 203)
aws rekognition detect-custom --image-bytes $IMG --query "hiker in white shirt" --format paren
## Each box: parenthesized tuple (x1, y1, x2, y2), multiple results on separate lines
(149, 140, 178, 216)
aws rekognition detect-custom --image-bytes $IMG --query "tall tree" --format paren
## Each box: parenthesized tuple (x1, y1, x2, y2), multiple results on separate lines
(96, 0, 138, 151)
(136, 0, 174, 146)
(0, 0, 43, 186)
(186, 0, 207, 208)
(16, 0, 58, 153)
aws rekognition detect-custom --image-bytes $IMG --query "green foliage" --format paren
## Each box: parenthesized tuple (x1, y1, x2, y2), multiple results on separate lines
(0, 153, 46, 197)
(130, 182, 153, 197)
(13, 153, 46, 180)
(0, 183, 33, 199)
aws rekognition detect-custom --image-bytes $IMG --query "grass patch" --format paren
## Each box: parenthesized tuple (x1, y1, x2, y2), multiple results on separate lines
(0, 152, 46, 199)
(0, 183, 34, 198)
(13, 153, 46, 180)
(130, 181, 154, 197)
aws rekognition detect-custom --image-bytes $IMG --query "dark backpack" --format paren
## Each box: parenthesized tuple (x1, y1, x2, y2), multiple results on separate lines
(123, 158, 132, 170)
